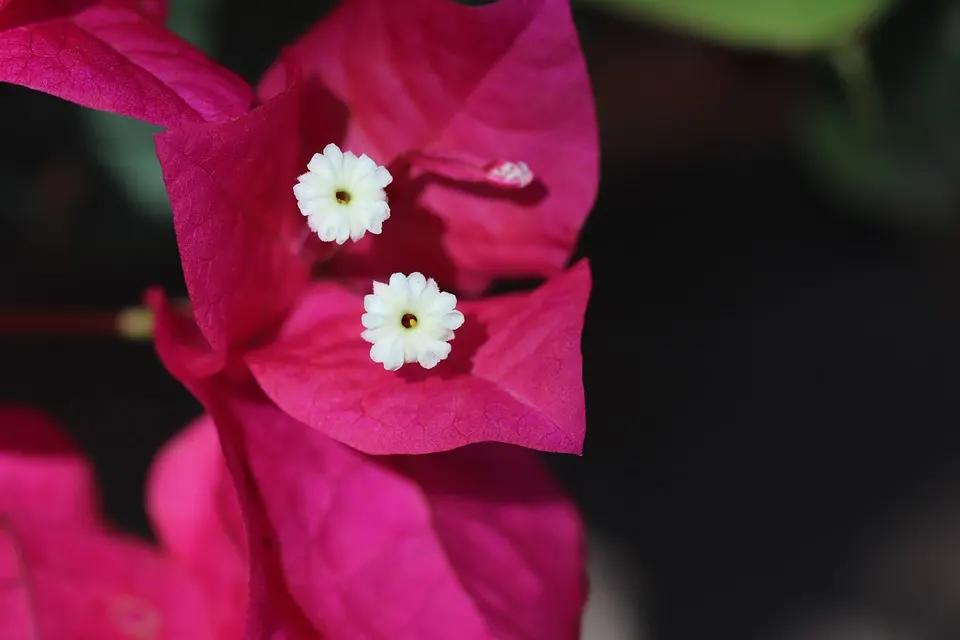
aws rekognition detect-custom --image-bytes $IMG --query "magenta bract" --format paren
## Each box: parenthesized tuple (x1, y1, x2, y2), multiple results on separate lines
(0, 0, 250, 125)
(0, 406, 222, 639)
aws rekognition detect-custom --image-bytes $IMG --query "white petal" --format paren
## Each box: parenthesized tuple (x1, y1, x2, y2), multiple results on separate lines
(353, 154, 378, 181)
(373, 165, 393, 188)
(402, 338, 420, 364)
(341, 151, 359, 180)
(322, 143, 344, 167)
(417, 350, 442, 369)
(407, 272, 427, 299)
(441, 310, 465, 330)
(430, 291, 458, 313)
(370, 336, 402, 370)
(305, 153, 325, 174)
(388, 273, 408, 292)
(427, 339, 452, 360)
(361, 312, 386, 329)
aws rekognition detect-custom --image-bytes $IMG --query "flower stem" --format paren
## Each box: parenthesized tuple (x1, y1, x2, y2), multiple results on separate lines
(0, 305, 177, 340)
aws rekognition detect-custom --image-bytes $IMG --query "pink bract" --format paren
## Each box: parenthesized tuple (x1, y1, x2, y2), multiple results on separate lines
(151, 380, 587, 639)
(260, 0, 598, 293)
(0, 0, 250, 126)
(0, 405, 222, 639)
(155, 81, 591, 455)
(147, 414, 248, 640)
(155, 87, 309, 354)
(245, 260, 591, 455)
(0, 404, 100, 529)
(0, 526, 220, 639)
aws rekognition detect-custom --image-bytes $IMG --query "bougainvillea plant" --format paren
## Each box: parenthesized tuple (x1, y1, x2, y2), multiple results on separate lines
(144, 0, 599, 636)
(152, 0, 598, 457)
(0, 0, 600, 637)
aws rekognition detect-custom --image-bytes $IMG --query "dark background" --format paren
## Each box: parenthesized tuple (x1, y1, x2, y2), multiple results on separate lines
(4, 1, 960, 638)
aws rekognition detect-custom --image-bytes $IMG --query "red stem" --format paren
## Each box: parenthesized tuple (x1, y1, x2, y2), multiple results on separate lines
(0, 310, 119, 336)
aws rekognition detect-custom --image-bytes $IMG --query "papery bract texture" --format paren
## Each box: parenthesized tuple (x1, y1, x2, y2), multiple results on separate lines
(155, 91, 593, 454)
(147, 414, 247, 640)
(245, 260, 591, 455)
(259, 0, 598, 292)
(147, 295, 320, 639)
(148, 293, 588, 638)
(205, 385, 586, 640)
(156, 86, 309, 354)
(0, 0, 250, 126)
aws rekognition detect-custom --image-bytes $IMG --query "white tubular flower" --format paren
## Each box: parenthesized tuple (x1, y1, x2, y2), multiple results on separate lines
(361, 273, 465, 371)
(293, 143, 392, 244)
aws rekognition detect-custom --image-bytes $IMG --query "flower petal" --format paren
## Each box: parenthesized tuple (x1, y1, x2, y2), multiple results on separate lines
(155, 86, 309, 353)
(245, 260, 591, 455)
(146, 414, 247, 640)
(261, 0, 598, 292)
(0, 405, 100, 528)
(0, 522, 220, 639)
(208, 387, 587, 639)
(0, 1, 251, 126)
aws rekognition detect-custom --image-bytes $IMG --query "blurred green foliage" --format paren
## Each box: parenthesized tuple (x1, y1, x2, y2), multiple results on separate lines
(800, 0, 960, 229)
(81, 0, 219, 222)
(576, 0, 894, 52)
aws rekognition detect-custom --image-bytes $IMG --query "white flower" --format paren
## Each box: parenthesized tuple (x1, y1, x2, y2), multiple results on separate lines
(361, 273, 465, 371)
(484, 160, 534, 188)
(293, 143, 392, 244)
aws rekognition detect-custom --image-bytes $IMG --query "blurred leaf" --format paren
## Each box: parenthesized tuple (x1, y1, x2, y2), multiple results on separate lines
(799, 0, 960, 229)
(800, 102, 955, 228)
(577, 0, 894, 52)
(80, 0, 221, 222)
(83, 113, 169, 220)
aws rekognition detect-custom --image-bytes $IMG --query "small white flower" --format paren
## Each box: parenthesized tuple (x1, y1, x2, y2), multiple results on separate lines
(361, 273, 465, 371)
(484, 160, 533, 188)
(293, 143, 393, 244)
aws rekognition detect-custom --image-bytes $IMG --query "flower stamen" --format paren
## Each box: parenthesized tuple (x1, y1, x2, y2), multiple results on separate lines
(401, 313, 418, 329)
(335, 190, 351, 205)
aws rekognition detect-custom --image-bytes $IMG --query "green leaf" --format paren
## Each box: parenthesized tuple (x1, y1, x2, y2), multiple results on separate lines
(800, 101, 955, 228)
(79, 0, 220, 222)
(796, 1, 960, 229)
(577, 0, 894, 52)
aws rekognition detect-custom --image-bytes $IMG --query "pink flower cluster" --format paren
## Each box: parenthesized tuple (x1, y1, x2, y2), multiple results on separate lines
(0, 0, 599, 636)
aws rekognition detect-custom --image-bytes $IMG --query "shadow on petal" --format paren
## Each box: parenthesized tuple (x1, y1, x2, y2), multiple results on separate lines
(397, 311, 488, 383)
(328, 159, 462, 289)
(388, 441, 576, 508)
(425, 171, 549, 208)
